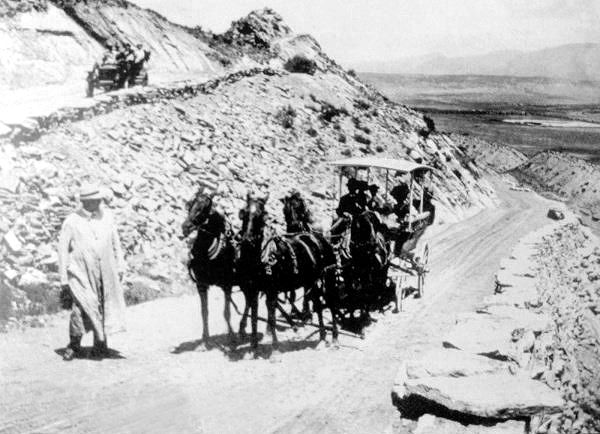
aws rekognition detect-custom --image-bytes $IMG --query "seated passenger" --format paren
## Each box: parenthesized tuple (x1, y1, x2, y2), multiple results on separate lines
(367, 184, 384, 213)
(101, 43, 118, 65)
(355, 179, 369, 212)
(129, 43, 148, 86)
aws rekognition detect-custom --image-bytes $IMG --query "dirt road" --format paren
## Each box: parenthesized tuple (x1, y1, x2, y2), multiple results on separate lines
(0, 179, 557, 434)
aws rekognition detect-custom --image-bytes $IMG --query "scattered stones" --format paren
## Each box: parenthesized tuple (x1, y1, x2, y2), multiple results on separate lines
(3, 230, 22, 253)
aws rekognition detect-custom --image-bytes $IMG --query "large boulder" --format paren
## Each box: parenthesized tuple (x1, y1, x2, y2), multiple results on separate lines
(547, 208, 565, 220)
(405, 348, 508, 379)
(220, 8, 292, 49)
(443, 316, 524, 360)
(475, 305, 551, 334)
(393, 372, 564, 419)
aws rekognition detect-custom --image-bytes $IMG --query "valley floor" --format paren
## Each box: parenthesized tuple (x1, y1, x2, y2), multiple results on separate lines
(0, 178, 558, 434)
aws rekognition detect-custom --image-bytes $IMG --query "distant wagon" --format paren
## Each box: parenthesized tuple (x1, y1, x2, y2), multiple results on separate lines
(86, 62, 149, 98)
(328, 157, 435, 312)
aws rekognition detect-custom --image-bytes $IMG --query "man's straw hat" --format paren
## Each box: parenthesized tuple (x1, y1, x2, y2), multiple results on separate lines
(79, 183, 104, 201)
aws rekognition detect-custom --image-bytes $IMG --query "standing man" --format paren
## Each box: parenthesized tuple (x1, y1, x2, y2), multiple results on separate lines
(128, 43, 148, 87)
(58, 184, 126, 361)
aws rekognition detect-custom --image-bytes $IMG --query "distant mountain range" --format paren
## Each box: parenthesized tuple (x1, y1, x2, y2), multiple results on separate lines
(353, 43, 600, 82)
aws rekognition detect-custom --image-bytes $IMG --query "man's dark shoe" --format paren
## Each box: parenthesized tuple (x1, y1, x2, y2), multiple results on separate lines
(91, 341, 109, 359)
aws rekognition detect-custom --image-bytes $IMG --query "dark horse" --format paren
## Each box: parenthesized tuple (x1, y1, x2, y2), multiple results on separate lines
(236, 192, 270, 354)
(262, 192, 339, 346)
(181, 188, 238, 347)
(350, 210, 392, 317)
(280, 190, 314, 318)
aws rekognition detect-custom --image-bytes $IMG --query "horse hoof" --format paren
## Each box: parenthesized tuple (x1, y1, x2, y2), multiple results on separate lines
(315, 340, 328, 351)
(196, 341, 210, 352)
(243, 352, 255, 361)
(392, 308, 400, 314)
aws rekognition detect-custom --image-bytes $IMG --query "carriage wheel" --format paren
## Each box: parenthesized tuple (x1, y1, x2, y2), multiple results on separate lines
(416, 243, 430, 298)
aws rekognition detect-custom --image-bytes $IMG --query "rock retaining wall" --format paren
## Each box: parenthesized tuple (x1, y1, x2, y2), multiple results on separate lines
(392, 207, 600, 433)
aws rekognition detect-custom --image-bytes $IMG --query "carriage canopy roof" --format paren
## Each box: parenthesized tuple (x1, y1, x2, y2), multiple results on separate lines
(328, 157, 433, 174)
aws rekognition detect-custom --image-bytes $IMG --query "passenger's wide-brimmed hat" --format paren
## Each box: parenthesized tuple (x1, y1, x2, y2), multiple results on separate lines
(79, 183, 104, 201)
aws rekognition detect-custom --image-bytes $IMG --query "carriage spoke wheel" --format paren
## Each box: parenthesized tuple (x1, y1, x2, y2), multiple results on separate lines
(416, 243, 429, 298)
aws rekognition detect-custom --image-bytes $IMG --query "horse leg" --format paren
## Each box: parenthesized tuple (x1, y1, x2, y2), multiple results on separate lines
(238, 289, 250, 338)
(288, 289, 302, 318)
(302, 287, 311, 322)
(197, 283, 210, 346)
(324, 272, 340, 346)
(313, 287, 326, 343)
(223, 285, 235, 344)
(276, 301, 298, 332)
(267, 292, 279, 351)
(250, 289, 259, 357)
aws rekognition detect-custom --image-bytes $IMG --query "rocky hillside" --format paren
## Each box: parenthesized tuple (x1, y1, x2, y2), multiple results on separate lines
(0, 8, 496, 328)
(450, 133, 529, 174)
(0, 2, 102, 90)
(511, 152, 600, 228)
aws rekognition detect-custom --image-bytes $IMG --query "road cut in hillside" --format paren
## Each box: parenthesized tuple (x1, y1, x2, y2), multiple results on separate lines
(0, 178, 557, 434)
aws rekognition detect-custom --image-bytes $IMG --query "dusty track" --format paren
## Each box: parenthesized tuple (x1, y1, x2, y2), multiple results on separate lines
(0, 178, 557, 434)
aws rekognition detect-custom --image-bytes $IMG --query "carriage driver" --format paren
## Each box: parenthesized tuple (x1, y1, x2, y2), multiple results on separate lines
(336, 178, 366, 219)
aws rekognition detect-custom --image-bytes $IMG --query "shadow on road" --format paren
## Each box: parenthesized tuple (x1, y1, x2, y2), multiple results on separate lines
(170, 328, 322, 361)
(54, 346, 126, 361)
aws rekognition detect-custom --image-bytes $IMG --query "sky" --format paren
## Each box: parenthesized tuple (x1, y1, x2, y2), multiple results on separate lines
(132, 0, 600, 66)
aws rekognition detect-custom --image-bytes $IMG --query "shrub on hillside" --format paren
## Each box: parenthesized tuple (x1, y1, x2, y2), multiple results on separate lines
(319, 103, 348, 123)
(354, 134, 371, 145)
(275, 104, 297, 129)
(307, 127, 318, 137)
(284, 55, 317, 75)
(348, 69, 357, 78)
(419, 115, 436, 138)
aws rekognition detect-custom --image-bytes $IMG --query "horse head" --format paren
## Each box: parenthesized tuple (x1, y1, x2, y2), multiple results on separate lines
(281, 190, 312, 233)
(239, 191, 269, 242)
(181, 188, 214, 238)
(351, 210, 379, 247)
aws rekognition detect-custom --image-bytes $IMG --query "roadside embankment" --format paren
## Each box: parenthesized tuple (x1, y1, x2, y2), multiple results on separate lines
(391, 207, 600, 433)
(511, 151, 600, 232)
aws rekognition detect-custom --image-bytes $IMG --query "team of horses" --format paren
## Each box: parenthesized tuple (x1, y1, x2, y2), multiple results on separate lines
(181, 187, 394, 357)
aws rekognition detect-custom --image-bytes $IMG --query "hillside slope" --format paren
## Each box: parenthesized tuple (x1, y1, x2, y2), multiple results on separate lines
(511, 152, 600, 225)
(0, 8, 496, 327)
(0, 3, 102, 90)
(58, 0, 223, 77)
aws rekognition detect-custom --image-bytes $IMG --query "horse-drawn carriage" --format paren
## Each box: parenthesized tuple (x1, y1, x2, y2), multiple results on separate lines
(179, 157, 435, 355)
(328, 157, 434, 313)
(86, 62, 148, 97)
